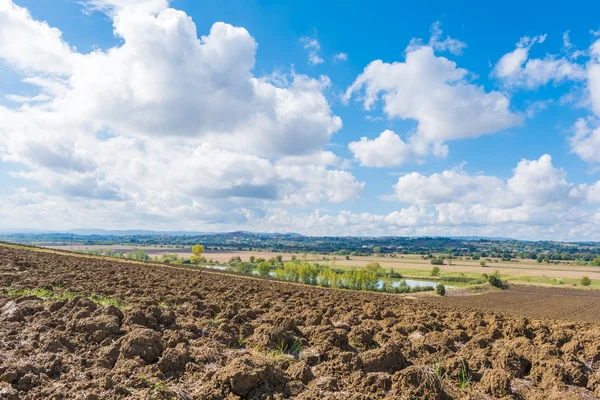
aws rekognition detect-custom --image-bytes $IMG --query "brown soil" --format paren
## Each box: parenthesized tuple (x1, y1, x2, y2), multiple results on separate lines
(425, 285, 600, 323)
(1, 244, 600, 399)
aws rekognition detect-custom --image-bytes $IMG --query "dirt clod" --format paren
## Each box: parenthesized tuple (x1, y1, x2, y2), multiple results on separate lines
(119, 327, 163, 363)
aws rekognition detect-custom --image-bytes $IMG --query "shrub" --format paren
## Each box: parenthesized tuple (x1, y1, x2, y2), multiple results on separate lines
(440, 276, 474, 283)
(436, 283, 446, 296)
(581, 276, 592, 286)
(395, 280, 410, 294)
(256, 262, 271, 277)
(430, 258, 444, 265)
(431, 266, 441, 276)
(381, 276, 393, 292)
(125, 248, 150, 261)
(485, 270, 507, 289)
(230, 262, 253, 274)
(161, 253, 180, 263)
(480, 260, 486, 267)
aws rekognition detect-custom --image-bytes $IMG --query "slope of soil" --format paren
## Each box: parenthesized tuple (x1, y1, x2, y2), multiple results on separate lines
(426, 285, 600, 323)
(1, 244, 599, 399)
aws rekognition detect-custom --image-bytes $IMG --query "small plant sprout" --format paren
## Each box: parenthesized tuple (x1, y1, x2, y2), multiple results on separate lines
(458, 359, 470, 389)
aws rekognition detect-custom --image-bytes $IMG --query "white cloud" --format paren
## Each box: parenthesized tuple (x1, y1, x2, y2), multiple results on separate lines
(0, 0, 363, 228)
(569, 118, 600, 163)
(333, 53, 348, 63)
(300, 36, 323, 65)
(348, 130, 412, 167)
(386, 154, 600, 229)
(391, 154, 577, 207)
(391, 169, 508, 206)
(0, 0, 78, 74)
(492, 34, 586, 89)
(587, 40, 600, 117)
(344, 44, 522, 160)
(427, 21, 467, 55)
(83, 0, 169, 15)
(5, 93, 52, 103)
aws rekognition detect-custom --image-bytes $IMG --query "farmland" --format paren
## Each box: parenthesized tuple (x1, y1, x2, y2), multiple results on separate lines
(1, 243, 600, 399)
(44, 244, 600, 288)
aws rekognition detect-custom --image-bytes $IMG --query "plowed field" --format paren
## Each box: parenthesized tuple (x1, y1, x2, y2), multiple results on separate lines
(1, 244, 599, 399)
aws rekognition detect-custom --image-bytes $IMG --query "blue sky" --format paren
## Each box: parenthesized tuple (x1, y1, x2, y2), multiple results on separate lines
(2, 0, 600, 240)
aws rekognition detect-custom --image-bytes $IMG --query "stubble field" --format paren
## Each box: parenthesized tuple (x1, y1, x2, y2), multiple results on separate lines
(1, 244, 599, 399)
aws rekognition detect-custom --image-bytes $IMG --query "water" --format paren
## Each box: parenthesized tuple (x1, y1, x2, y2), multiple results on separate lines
(378, 278, 441, 289)
(202, 265, 228, 271)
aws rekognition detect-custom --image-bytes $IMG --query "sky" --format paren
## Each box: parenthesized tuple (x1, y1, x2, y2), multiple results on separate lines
(2, 0, 600, 240)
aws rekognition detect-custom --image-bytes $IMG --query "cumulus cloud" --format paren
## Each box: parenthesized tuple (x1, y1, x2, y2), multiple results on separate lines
(386, 154, 600, 228)
(492, 34, 586, 89)
(587, 39, 600, 117)
(344, 30, 522, 161)
(488, 34, 600, 165)
(0, 0, 78, 74)
(569, 118, 600, 163)
(348, 130, 412, 167)
(0, 0, 363, 228)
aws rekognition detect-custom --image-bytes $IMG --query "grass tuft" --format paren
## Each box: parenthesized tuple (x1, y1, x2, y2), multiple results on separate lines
(5, 286, 126, 308)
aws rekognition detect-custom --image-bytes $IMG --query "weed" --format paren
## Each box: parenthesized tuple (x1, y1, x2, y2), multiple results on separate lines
(6, 287, 126, 308)
(268, 338, 303, 358)
(435, 363, 445, 380)
(152, 380, 168, 396)
(458, 359, 470, 389)
(90, 293, 125, 308)
(139, 374, 150, 387)
(208, 318, 221, 327)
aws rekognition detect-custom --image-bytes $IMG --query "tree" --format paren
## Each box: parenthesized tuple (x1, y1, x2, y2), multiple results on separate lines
(257, 262, 271, 277)
(436, 283, 446, 296)
(581, 276, 592, 286)
(480, 260, 486, 267)
(190, 244, 205, 265)
(373, 246, 381, 255)
(431, 266, 440, 277)
(249, 255, 256, 263)
(430, 258, 444, 265)
(365, 262, 382, 274)
(276, 255, 283, 263)
(232, 262, 253, 274)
